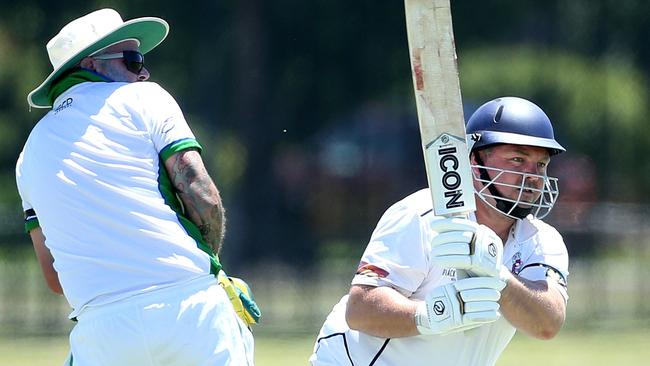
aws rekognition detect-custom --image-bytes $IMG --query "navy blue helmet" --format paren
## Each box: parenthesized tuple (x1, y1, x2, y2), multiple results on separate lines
(466, 97, 565, 155)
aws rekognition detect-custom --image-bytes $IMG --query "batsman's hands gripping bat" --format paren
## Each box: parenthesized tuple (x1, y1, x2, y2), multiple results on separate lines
(414, 277, 506, 335)
(428, 218, 510, 282)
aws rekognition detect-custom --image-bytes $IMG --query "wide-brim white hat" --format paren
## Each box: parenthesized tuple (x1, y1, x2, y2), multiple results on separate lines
(28, 8, 169, 108)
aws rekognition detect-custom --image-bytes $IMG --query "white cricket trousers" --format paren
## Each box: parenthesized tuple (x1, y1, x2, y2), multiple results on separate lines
(62, 274, 254, 366)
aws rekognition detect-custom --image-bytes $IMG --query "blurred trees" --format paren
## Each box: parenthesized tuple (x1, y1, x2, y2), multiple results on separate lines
(1, 0, 649, 268)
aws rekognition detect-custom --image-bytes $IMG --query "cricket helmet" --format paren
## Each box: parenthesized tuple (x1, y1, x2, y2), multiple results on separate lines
(465, 97, 565, 220)
(466, 97, 565, 155)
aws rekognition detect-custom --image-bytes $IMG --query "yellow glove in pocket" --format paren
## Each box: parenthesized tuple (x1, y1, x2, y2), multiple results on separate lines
(217, 270, 261, 327)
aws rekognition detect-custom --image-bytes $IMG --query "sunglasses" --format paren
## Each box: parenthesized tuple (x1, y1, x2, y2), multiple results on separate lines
(92, 50, 145, 74)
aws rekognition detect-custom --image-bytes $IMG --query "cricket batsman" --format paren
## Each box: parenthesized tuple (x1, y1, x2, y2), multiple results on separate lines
(310, 97, 569, 366)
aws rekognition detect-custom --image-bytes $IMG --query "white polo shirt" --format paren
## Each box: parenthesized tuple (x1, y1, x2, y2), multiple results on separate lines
(311, 188, 569, 366)
(16, 81, 213, 318)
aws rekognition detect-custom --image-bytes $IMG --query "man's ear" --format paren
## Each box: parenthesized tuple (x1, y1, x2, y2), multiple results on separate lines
(79, 57, 96, 70)
(469, 151, 479, 165)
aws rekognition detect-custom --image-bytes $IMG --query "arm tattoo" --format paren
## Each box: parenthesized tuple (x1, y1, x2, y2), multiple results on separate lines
(167, 149, 226, 253)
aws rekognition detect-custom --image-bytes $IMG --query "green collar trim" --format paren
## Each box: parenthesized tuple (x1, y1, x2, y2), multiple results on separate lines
(47, 69, 110, 105)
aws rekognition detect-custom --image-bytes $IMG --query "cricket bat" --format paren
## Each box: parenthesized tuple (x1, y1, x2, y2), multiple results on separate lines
(404, 0, 475, 218)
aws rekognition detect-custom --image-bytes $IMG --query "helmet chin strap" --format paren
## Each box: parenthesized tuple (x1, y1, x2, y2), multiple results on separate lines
(473, 152, 532, 219)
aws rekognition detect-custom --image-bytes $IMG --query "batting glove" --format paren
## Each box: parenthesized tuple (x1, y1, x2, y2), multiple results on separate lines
(429, 218, 506, 280)
(415, 277, 505, 335)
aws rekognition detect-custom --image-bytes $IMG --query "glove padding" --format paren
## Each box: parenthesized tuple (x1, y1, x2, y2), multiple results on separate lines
(415, 277, 506, 335)
(429, 218, 504, 278)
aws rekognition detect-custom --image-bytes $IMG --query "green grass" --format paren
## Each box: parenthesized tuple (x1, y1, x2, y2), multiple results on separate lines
(1, 328, 649, 365)
(0, 336, 70, 366)
(0, 334, 315, 366)
(499, 328, 650, 365)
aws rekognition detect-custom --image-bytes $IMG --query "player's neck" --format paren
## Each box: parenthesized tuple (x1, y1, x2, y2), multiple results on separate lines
(475, 201, 516, 243)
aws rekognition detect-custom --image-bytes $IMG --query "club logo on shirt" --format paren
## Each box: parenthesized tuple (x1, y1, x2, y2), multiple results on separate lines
(356, 262, 389, 278)
(510, 252, 523, 274)
(161, 117, 175, 134)
(54, 97, 73, 114)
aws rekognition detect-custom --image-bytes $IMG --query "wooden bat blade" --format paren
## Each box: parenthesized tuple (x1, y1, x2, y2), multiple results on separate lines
(404, 0, 475, 217)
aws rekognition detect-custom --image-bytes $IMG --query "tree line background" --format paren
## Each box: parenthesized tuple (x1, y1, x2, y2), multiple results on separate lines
(1, 0, 649, 340)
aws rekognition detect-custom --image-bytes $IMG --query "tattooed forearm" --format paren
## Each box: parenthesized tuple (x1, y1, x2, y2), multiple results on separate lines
(198, 205, 226, 253)
(165, 149, 226, 253)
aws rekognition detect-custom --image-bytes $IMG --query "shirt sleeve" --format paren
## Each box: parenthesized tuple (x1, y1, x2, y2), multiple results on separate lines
(16, 151, 39, 233)
(351, 201, 429, 296)
(137, 83, 203, 158)
(23, 208, 39, 233)
(517, 223, 569, 302)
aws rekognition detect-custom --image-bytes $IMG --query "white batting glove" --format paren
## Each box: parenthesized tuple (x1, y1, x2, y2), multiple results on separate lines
(429, 218, 505, 280)
(415, 277, 505, 335)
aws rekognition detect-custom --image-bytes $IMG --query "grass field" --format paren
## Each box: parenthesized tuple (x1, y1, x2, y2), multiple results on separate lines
(2, 328, 649, 365)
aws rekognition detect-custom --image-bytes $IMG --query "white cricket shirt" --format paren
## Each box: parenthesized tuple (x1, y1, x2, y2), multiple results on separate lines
(311, 188, 569, 366)
(16, 81, 214, 318)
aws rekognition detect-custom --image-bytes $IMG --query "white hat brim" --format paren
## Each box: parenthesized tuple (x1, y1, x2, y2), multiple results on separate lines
(28, 16, 169, 108)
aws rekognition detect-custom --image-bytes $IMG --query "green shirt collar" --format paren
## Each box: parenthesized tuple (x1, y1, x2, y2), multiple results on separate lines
(47, 68, 111, 105)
